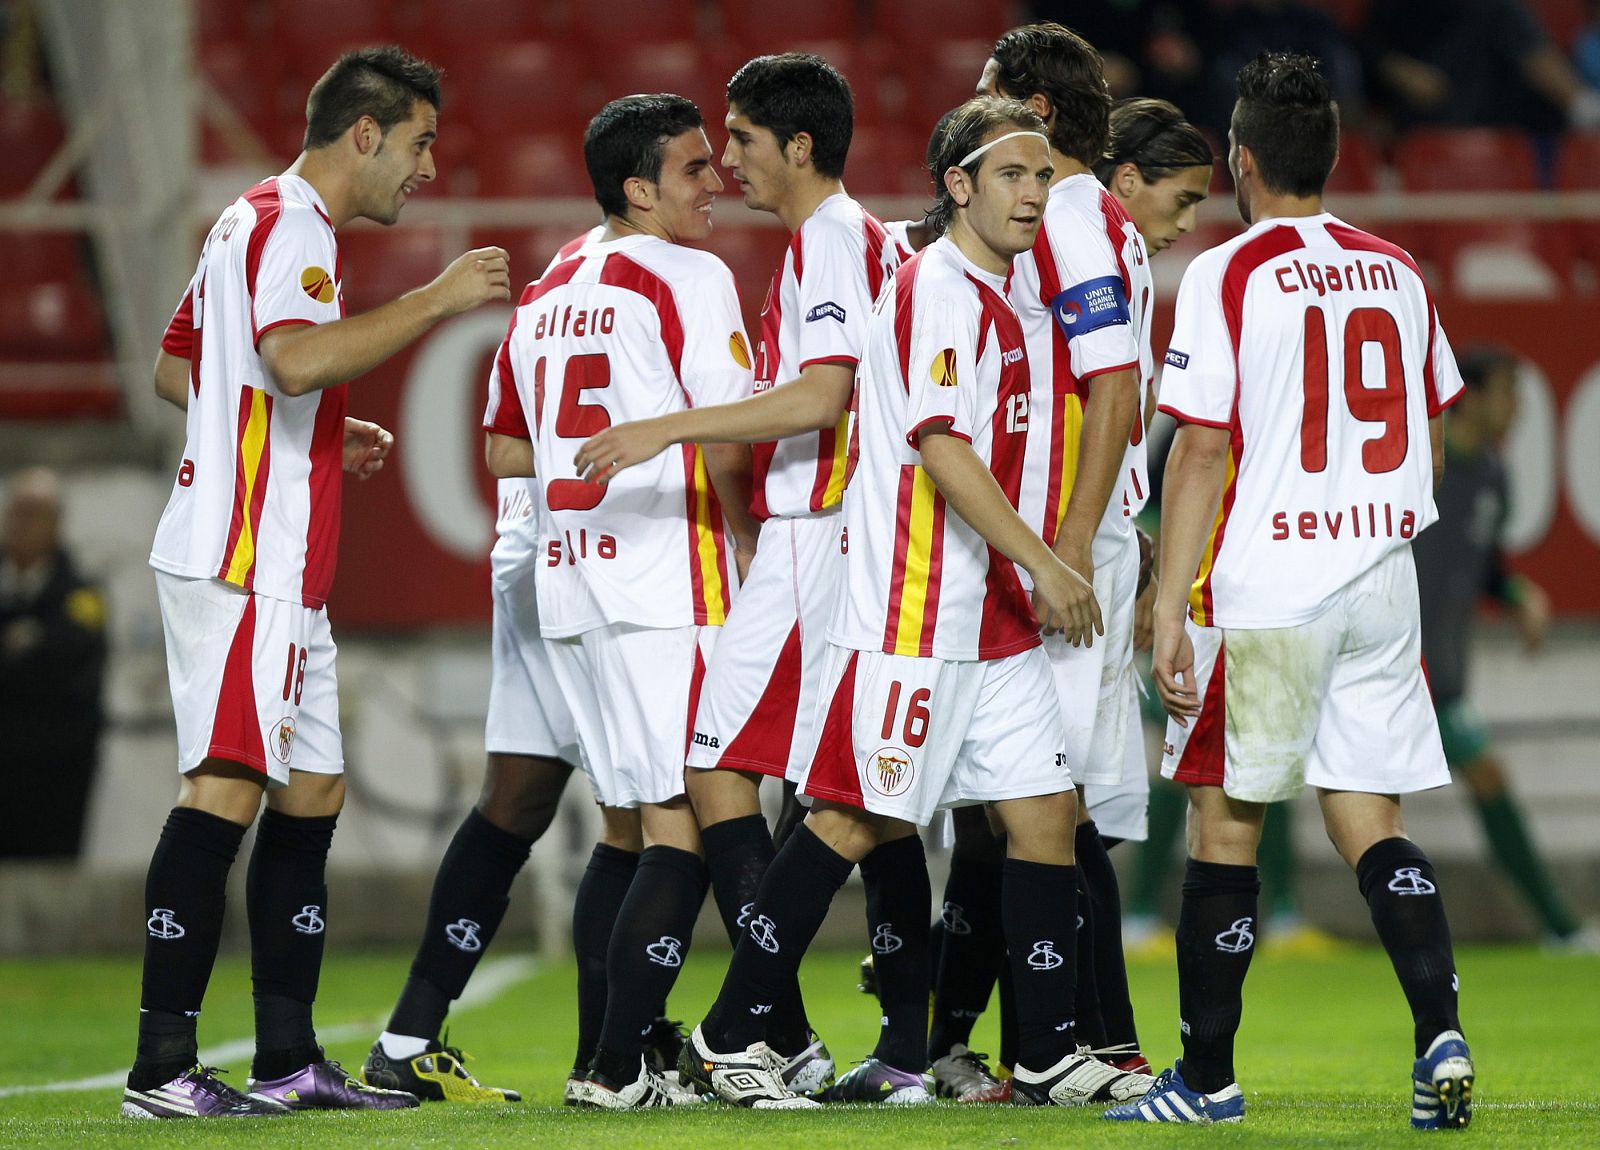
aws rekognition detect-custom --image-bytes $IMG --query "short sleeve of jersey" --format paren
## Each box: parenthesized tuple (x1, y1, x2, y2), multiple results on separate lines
(794, 216, 873, 370)
(905, 294, 980, 447)
(482, 308, 530, 440)
(678, 260, 753, 409)
(161, 278, 197, 358)
(1045, 214, 1139, 380)
(1427, 307, 1466, 416)
(252, 210, 341, 345)
(1157, 254, 1235, 428)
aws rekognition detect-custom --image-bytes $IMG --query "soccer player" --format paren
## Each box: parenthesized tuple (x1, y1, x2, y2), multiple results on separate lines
(927, 93, 1214, 1104)
(483, 93, 756, 1110)
(1108, 52, 1473, 1128)
(573, 53, 913, 1101)
(1412, 345, 1596, 952)
(681, 95, 1114, 1111)
(125, 47, 510, 1119)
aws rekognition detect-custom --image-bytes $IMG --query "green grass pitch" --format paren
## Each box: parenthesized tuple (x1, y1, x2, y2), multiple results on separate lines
(3, 945, 1596, 1147)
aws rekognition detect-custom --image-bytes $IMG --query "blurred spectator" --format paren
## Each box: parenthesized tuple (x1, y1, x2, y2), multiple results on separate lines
(0, 468, 107, 860)
(1029, 0, 1214, 111)
(1412, 348, 1598, 952)
(1363, 0, 1600, 134)
(1201, 0, 1365, 137)
(1576, 0, 1600, 90)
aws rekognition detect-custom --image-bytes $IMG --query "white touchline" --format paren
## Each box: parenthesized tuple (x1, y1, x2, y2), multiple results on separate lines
(0, 955, 539, 1098)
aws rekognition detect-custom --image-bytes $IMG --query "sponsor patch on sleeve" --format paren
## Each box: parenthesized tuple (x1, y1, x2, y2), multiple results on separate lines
(728, 331, 751, 369)
(1050, 275, 1129, 339)
(929, 348, 958, 387)
(1164, 348, 1190, 370)
(806, 301, 847, 324)
(300, 266, 335, 304)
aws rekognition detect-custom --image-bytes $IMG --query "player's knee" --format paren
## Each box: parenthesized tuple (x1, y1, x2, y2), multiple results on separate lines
(598, 805, 644, 852)
(178, 759, 266, 826)
(268, 771, 344, 818)
(686, 765, 761, 826)
(477, 753, 571, 839)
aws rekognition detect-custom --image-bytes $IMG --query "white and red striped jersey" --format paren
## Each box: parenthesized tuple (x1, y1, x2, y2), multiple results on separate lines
(750, 193, 897, 519)
(150, 174, 347, 608)
(831, 237, 1040, 662)
(1160, 212, 1464, 628)
(883, 218, 918, 265)
(1011, 173, 1154, 562)
(483, 232, 753, 638)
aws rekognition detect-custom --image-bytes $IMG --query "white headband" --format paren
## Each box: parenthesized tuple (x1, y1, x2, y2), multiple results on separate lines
(957, 130, 1051, 168)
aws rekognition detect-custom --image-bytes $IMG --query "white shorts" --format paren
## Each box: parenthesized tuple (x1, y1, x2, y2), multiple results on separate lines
(799, 644, 1070, 826)
(484, 550, 579, 763)
(1162, 547, 1448, 803)
(1083, 672, 1150, 841)
(156, 571, 342, 787)
(1042, 530, 1139, 786)
(547, 622, 716, 808)
(688, 510, 841, 782)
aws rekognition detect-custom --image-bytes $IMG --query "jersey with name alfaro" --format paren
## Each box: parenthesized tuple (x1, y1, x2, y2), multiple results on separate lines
(750, 193, 897, 519)
(1010, 173, 1153, 563)
(150, 174, 347, 609)
(831, 237, 1040, 662)
(482, 233, 751, 638)
(1160, 212, 1464, 629)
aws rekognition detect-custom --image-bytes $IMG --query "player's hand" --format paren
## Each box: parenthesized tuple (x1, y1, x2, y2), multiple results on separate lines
(429, 247, 511, 315)
(573, 420, 673, 484)
(1152, 609, 1200, 725)
(1030, 556, 1103, 648)
(1515, 581, 1551, 654)
(1133, 574, 1156, 652)
(1053, 540, 1094, 604)
(343, 417, 394, 480)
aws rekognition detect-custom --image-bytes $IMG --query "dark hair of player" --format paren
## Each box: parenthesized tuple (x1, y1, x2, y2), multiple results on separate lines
(1457, 344, 1518, 391)
(1092, 97, 1213, 184)
(1232, 51, 1340, 198)
(991, 22, 1110, 168)
(926, 96, 1050, 237)
(583, 93, 706, 220)
(726, 53, 853, 179)
(303, 46, 442, 151)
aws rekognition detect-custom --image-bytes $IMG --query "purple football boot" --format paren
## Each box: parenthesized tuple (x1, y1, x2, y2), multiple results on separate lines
(122, 1065, 291, 1118)
(248, 1058, 420, 1110)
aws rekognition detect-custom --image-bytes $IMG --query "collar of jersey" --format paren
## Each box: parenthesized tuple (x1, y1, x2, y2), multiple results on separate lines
(934, 235, 1009, 292)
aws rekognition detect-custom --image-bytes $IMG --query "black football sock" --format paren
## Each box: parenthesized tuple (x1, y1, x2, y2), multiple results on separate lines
(1002, 858, 1079, 1071)
(997, 962, 1017, 1072)
(386, 809, 534, 1041)
(130, 807, 246, 1089)
(592, 846, 708, 1086)
(571, 843, 637, 1074)
(771, 779, 806, 850)
(700, 814, 810, 1053)
(1357, 837, 1462, 1057)
(1175, 858, 1260, 1093)
(703, 824, 854, 1052)
(1076, 820, 1138, 1053)
(861, 835, 931, 1073)
(1073, 867, 1108, 1049)
(928, 853, 1003, 1060)
(247, 810, 337, 1080)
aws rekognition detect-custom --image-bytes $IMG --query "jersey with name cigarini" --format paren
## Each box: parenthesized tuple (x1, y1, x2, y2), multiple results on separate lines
(482, 233, 752, 638)
(151, 174, 347, 609)
(749, 193, 897, 520)
(1159, 212, 1464, 629)
(830, 237, 1039, 662)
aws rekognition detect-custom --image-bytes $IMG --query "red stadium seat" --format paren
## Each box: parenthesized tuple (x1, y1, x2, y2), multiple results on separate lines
(337, 225, 453, 312)
(1527, 0, 1586, 50)
(887, 39, 993, 126)
(0, 99, 66, 197)
(1408, 219, 1572, 298)
(457, 42, 596, 137)
(720, 0, 860, 47)
(476, 132, 592, 197)
(570, 0, 698, 44)
(1325, 129, 1383, 194)
(1555, 132, 1600, 189)
(411, 0, 560, 55)
(597, 43, 729, 124)
(270, 0, 398, 68)
(847, 125, 933, 197)
(870, 0, 1013, 46)
(1393, 129, 1540, 192)
(0, 268, 110, 357)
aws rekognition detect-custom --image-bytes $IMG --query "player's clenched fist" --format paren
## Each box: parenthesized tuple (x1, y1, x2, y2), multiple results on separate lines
(572, 419, 673, 484)
(1030, 556, 1103, 648)
(430, 246, 511, 314)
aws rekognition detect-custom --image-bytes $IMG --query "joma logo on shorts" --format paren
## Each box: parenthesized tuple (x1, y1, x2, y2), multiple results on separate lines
(692, 731, 720, 749)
